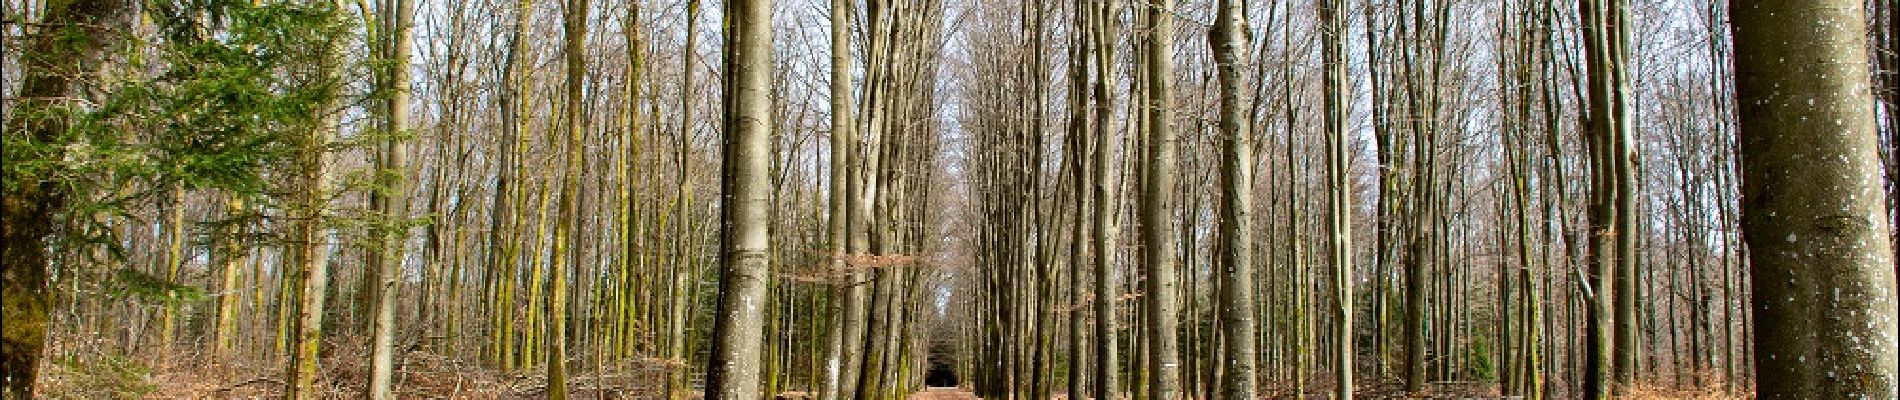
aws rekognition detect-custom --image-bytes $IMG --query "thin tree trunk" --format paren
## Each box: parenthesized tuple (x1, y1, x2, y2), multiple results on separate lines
(287, 2, 348, 394)
(1579, 0, 1637, 395)
(1067, 1, 1094, 395)
(216, 195, 249, 359)
(1319, 0, 1354, 397)
(545, 0, 589, 396)
(823, 0, 856, 398)
(1090, 1, 1121, 397)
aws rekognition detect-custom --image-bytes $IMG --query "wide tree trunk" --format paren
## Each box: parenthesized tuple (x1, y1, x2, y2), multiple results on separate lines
(704, 0, 775, 396)
(2, 1, 135, 395)
(1732, 0, 1900, 398)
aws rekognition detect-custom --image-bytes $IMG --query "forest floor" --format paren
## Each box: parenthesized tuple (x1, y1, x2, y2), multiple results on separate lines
(907, 387, 980, 399)
(39, 336, 1746, 399)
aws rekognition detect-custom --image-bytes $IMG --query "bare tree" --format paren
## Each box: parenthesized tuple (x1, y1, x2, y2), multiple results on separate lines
(703, 0, 775, 397)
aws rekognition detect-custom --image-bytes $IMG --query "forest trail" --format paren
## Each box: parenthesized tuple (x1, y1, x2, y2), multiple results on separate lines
(907, 387, 979, 400)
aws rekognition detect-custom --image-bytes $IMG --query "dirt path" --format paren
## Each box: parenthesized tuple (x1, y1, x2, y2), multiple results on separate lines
(906, 387, 979, 400)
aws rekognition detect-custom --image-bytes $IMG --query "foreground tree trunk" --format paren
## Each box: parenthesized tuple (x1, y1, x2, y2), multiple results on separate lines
(546, 0, 589, 397)
(1579, 0, 1637, 396)
(1210, 0, 1256, 398)
(1089, 1, 1121, 397)
(704, 0, 775, 396)
(1141, 0, 1182, 397)
(822, 1, 856, 399)
(288, 2, 348, 397)
(367, 0, 416, 397)
(2, 0, 134, 396)
(1732, 1, 1900, 398)
(1319, 0, 1353, 397)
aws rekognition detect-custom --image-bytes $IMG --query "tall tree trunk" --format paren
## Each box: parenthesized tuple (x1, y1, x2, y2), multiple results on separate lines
(2, 0, 134, 395)
(368, 0, 416, 397)
(1319, 0, 1354, 397)
(1210, 0, 1258, 398)
(1141, 0, 1181, 397)
(1089, 1, 1122, 397)
(823, 1, 857, 399)
(704, 0, 775, 396)
(547, 0, 589, 396)
(1732, 0, 1900, 398)
(1579, 0, 1637, 396)
(668, 1, 703, 397)
(487, 0, 533, 371)
(1067, 1, 1094, 396)
(287, 2, 348, 396)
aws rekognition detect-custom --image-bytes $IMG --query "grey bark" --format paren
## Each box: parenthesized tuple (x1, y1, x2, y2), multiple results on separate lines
(1089, 1, 1121, 397)
(823, 1, 856, 399)
(703, 0, 776, 397)
(367, 0, 416, 397)
(1141, 0, 1182, 397)
(1732, 0, 1900, 398)
(1210, 0, 1258, 398)
(1320, 0, 1353, 397)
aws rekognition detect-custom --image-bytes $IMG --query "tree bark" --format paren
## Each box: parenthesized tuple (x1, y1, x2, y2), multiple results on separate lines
(1732, 0, 1900, 398)
(704, 0, 775, 396)
(368, 0, 416, 397)
(1089, 1, 1121, 398)
(1319, 0, 1354, 397)
(1141, 0, 1181, 397)
(287, 2, 348, 396)
(823, 1, 856, 399)
(545, 0, 589, 397)
(1579, 0, 1637, 395)
(1210, 0, 1258, 398)
(2, 0, 134, 395)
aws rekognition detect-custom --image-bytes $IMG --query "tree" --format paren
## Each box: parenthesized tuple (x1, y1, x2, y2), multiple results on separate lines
(1088, 1, 1122, 398)
(367, 0, 417, 397)
(1141, 0, 1182, 397)
(1579, 0, 1637, 396)
(1319, 0, 1354, 398)
(1732, 0, 1900, 398)
(288, 3, 350, 397)
(1210, 0, 1257, 398)
(546, 0, 590, 396)
(1066, 0, 1095, 396)
(823, 0, 857, 399)
(2, 0, 136, 395)
(703, 0, 775, 397)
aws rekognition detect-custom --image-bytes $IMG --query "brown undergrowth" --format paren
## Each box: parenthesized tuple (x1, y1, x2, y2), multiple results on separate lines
(38, 334, 688, 399)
